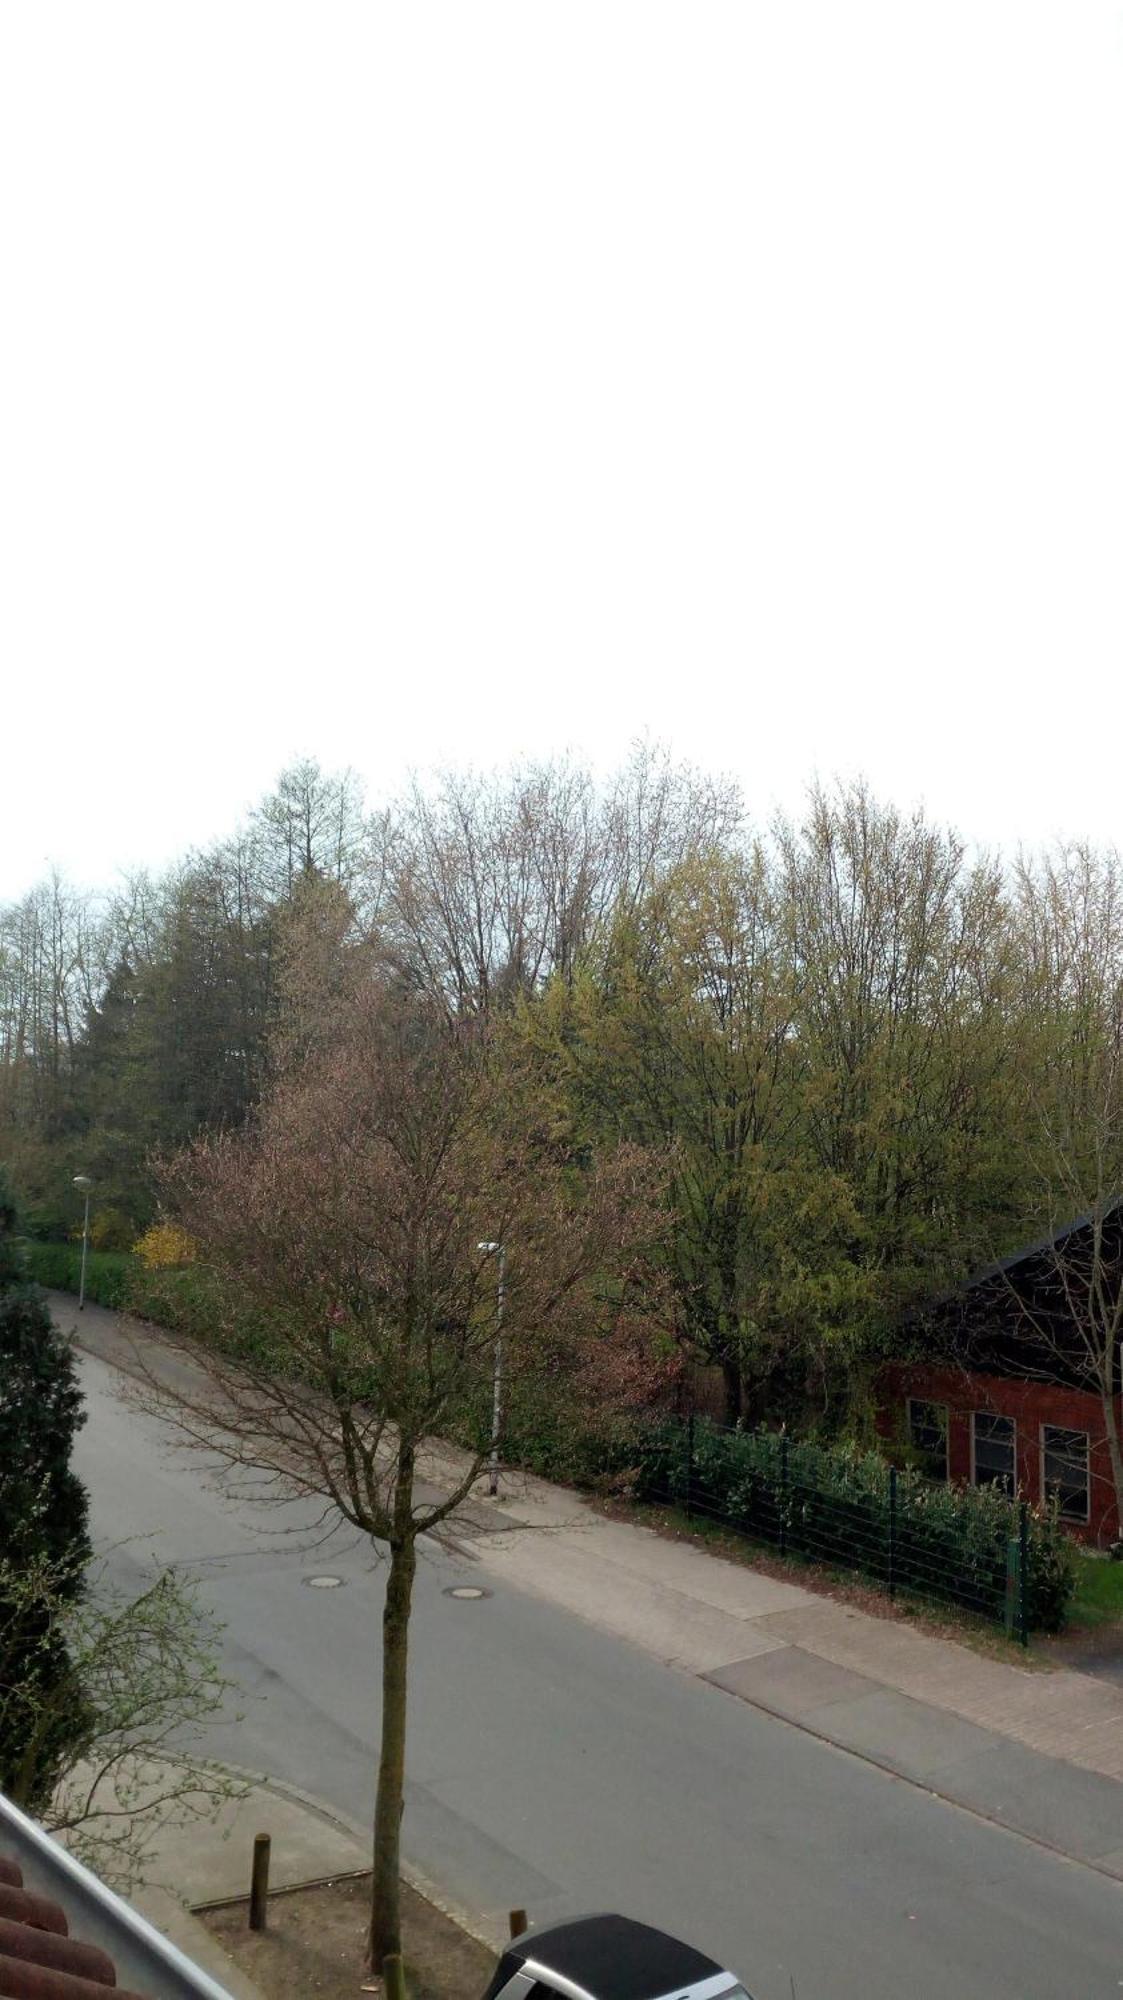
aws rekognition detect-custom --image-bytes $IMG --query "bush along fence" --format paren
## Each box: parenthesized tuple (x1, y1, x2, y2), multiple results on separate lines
(634, 1417, 1076, 1639)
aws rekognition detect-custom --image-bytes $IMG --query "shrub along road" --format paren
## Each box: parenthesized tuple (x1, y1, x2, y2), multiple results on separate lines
(57, 1295, 1123, 2000)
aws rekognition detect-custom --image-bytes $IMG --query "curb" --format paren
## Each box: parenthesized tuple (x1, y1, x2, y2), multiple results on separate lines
(192, 1764, 503, 1952)
(701, 1676, 1123, 1890)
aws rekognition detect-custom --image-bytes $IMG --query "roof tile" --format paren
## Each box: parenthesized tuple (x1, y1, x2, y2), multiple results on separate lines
(0, 1855, 150, 2000)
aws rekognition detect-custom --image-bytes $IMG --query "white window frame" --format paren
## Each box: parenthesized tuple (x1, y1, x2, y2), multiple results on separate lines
(970, 1411, 1017, 1495)
(907, 1397, 948, 1480)
(1040, 1424, 1091, 1525)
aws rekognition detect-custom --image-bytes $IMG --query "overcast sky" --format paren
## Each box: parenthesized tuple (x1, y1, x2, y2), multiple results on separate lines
(2, 3, 1120, 899)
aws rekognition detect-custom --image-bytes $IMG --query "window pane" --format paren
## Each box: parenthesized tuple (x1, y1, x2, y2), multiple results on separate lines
(908, 1400, 948, 1480)
(1043, 1426, 1088, 1522)
(973, 1413, 1015, 1495)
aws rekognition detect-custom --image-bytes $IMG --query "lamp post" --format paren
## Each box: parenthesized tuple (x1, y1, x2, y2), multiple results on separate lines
(477, 1240, 506, 1498)
(72, 1176, 93, 1311)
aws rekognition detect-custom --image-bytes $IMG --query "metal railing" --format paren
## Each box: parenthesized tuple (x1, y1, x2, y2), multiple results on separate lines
(0, 1790, 235, 1999)
(641, 1417, 1034, 1642)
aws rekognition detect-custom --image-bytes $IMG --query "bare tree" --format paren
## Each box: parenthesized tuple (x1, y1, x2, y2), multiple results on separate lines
(368, 744, 745, 1016)
(1005, 844, 1123, 1525)
(145, 950, 670, 1974)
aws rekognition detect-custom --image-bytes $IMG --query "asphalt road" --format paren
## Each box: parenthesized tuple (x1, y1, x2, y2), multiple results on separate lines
(72, 1348, 1123, 2000)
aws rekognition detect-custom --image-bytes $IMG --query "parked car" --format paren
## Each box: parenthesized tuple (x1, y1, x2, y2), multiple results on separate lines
(480, 1913, 753, 2000)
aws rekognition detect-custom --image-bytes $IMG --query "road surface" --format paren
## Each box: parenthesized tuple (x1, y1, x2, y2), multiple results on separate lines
(72, 1347, 1123, 2000)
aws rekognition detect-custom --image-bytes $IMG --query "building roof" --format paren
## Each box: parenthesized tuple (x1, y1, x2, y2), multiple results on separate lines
(956, 1198, 1123, 1296)
(511, 1913, 724, 2000)
(923, 1200, 1123, 1391)
(0, 1849, 148, 1997)
(0, 1793, 233, 2000)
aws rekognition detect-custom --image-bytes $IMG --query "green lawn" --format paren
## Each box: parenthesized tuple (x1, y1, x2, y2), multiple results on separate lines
(1070, 1550, 1123, 1628)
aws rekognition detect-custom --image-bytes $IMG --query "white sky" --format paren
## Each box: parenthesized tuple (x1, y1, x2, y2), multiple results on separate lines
(2, 3, 1121, 899)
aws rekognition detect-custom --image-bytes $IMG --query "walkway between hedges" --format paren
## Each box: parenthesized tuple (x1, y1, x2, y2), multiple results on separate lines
(54, 1290, 1123, 1879)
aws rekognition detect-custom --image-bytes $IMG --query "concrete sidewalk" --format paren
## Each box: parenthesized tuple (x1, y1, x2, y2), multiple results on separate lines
(109, 1770, 370, 2000)
(57, 1292, 1123, 1887)
(452, 1463, 1123, 1874)
(416, 1418, 1123, 1778)
(129, 1765, 497, 1998)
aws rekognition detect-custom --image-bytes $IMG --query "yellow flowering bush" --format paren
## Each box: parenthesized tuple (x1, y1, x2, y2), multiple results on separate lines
(133, 1222, 197, 1270)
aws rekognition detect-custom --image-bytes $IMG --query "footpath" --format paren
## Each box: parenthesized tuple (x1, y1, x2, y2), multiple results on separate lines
(127, 1770, 374, 2000)
(53, 1291, 1123, 1933)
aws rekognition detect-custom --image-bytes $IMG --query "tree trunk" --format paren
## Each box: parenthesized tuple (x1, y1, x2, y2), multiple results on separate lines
(1101, 1382, 1123, 1544)
(721, 1356, 742, 1428)
(368, 1535, 417, 1972)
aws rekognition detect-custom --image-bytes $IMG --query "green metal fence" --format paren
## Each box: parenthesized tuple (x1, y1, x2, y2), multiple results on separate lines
(637, 1416, 1054, 1641)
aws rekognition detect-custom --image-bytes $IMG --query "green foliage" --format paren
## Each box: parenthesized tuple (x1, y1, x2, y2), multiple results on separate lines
(0, 1175, 92, 1807)
(635, 1418, 1077, 1633)
(1069, 1550, 1123, 1629)
(23, 1241, 136, 1309)
(88, 1207, 138, 1252)
(0, 1552, 236, 1881)
(126, 1262, 282, 1364)
(449, 1372, 649, 1489)
(0, 1555, 93, 1814)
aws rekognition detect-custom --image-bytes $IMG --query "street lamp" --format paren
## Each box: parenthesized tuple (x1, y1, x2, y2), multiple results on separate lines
(72, 1176, 93, 1311)
(477, 1240, 506, 1498)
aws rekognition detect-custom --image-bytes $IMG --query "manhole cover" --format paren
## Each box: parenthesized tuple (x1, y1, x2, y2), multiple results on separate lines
(443, 1585, 490, 1601)
(302, 1575, 345, 1589)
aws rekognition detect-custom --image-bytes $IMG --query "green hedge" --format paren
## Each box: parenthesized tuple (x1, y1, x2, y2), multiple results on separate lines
(635, 1418, 1076, 1633)
(23, 1244, 280, 1361)
(23, 1243, 137, 1309)
(448, 1371, 650, 1490)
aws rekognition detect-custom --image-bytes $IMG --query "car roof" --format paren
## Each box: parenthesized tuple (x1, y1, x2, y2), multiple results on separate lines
(515, 1913, 725, 2000)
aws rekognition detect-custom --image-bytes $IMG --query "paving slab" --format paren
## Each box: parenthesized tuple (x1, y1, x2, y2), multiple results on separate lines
(799, 1687, 1005, 1781)
(705, 1645, 876, 1716)
(704, 1651, 1123, 1879)
(927, 1739, 1123, 1868)
(472, 1529, 793, 1673)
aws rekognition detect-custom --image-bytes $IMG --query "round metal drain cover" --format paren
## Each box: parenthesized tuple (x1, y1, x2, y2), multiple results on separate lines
(303, 1574, 345, 1589)
(444, 1585, 490, 1601)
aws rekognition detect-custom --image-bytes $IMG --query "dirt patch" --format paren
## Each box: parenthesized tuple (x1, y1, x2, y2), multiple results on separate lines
(200, 1873, 495, 2000)
(1040, 1621, 1123, 1683)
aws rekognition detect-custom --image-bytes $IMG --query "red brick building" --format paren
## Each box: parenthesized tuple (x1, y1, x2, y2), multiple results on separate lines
(880, 1209, 1123, 1547)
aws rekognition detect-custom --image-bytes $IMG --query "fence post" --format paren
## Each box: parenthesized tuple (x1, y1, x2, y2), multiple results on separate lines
(1004, 1537, 1019, 1640)
(1018, 1500, 1030, 1648)
(248, 1833, 270, 1932)
(685, 1410, 695, 1518)
(887, 1466, 897, 1600)
(779, 1433, 789, 1557)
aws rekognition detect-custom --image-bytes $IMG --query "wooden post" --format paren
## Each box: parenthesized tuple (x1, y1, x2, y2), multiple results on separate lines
(383, 1950, 407, 2000)
(509, 1909, 528, 1939)
(249, 1833, 271, 1931)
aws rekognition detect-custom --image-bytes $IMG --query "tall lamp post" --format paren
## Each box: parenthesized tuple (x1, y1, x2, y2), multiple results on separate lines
(477, 1240, 506, 1498)
(73, 1176, 93, 1311)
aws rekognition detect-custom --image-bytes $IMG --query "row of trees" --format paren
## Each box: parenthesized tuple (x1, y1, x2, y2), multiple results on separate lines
(7, 749, 1123, 1979)
(4, 748, 1123, 1431)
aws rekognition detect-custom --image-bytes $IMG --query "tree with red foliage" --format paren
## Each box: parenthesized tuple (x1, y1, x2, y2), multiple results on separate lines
(146, 953, 671, 1976)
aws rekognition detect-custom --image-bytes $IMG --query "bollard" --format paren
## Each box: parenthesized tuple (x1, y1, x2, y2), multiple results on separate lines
(248, 1833, 271, 1932)
(383, 1950, 407, 2000)
(509, 1909, 528, 1939)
